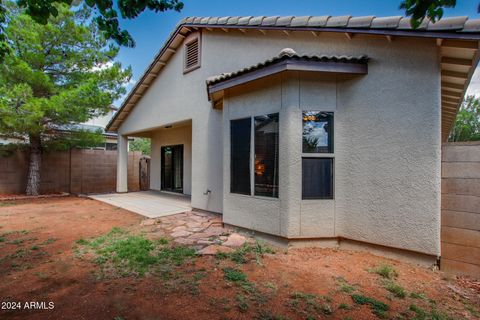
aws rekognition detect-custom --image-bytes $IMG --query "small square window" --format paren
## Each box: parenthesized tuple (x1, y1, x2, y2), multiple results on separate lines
(302, 158, 333, 199)
(302, 112, 333, 153)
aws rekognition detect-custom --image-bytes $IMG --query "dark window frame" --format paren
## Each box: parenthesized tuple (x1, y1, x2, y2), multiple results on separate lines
(230, 117, 252, 195)
(302, 157, 334, 200)
(302, 111, 334, 154)
(254, 113, 279, 198)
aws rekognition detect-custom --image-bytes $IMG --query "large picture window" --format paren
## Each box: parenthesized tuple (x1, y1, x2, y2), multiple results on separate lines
(230, 118, 251, 195)
(254, 113, 279, 197)
(302, 158, 333, 199)
(302, 111, 333, 153)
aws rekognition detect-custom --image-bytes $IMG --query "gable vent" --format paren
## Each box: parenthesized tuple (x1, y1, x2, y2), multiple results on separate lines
(184, 37, 200, 72)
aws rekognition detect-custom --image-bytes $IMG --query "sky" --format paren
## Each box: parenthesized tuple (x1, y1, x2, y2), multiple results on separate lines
(114, 0, 480, 106)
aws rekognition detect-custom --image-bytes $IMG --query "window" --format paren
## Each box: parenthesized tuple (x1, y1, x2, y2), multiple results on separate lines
(254, 113, 279, 197)
(302, 158, 333, 199)
(230, 118, 251, 195)
(184, 37, 200, 73)
(302, 111, 333, 153)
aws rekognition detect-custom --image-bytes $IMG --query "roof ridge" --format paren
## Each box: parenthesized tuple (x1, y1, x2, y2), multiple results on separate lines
(179, 14, 480, 32)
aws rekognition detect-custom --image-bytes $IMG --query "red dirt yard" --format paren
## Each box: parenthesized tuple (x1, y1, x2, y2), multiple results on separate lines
(0, 197, 478, 320)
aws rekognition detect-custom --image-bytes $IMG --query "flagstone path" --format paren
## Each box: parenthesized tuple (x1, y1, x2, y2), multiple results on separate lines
(136, 211, 251, 254)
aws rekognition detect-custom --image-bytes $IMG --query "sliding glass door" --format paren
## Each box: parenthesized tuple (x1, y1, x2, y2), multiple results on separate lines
(161, 145, 183, 193)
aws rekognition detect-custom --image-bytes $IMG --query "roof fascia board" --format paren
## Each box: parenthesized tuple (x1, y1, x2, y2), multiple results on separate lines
(191, 24, 480, 40)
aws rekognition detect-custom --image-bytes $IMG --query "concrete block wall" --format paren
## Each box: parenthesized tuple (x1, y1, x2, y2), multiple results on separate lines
(441, 141, 480, 278)
(0, 149, 141, 195)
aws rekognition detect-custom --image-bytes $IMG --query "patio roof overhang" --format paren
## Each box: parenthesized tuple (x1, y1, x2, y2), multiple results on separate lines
(106, 15, 480, 141)
(206, 49, 369, 109)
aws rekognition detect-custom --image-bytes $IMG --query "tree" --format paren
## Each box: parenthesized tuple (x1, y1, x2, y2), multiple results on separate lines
(0, 0, 183, 61)
(400, 0, 457, 28)
(0, 3, 131, 195)
(129, 138, 151, 156)
(449, 95, 480, 142)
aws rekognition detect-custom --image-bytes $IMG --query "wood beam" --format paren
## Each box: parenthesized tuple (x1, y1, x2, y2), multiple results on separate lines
(442, 90, 463, 98)
(165, 48, 176, 53)
(221, 28, 229, 32)
(311, 31, 318, 37)
(436, 38, 443, 46)
(259, 29, 267, 35)
(441, 70, 469, 79)
(239, 28, 247, 34)
(442, 96, 460, 104)
(441, 82, 465, 91)
(441, 40, 478, 50)
(443, 101, 459, 108)
(283, 30, 291, 36)
(386, 35, 394, 42)
(345, 32, 353, 40)
(440, 57, 473, 66)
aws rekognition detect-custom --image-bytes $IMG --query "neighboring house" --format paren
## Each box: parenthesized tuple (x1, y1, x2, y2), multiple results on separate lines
(0, 105, 119, 150)
(80, 105, 120, 150)
(106, 15, 480, 264)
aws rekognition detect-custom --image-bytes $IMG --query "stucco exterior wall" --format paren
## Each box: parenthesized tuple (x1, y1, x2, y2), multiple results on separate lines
(218, 32, 440, 256)
(150, 124, 192, 195)
(116, 28, 441, 255)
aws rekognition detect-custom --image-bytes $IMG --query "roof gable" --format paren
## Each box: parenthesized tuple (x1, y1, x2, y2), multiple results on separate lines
(107, 15, 480, 141)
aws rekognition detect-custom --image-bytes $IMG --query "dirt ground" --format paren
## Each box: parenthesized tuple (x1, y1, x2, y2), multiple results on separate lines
(0, 197, 478, 320)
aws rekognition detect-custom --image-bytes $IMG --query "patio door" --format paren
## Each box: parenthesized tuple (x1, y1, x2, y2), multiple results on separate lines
(161, 145, 183, 193)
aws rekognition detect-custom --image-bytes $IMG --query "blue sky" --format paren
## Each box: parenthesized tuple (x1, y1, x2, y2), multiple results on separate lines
(114, 0, 480, 106)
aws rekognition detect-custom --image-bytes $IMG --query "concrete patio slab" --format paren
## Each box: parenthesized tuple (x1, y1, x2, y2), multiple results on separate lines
(89, 191, 191, 218)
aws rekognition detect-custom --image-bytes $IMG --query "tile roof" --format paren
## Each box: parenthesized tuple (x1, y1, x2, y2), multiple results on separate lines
(206, 48, 369, 86)
(106, 15, 480, 140)
(180, 15, 480, 32)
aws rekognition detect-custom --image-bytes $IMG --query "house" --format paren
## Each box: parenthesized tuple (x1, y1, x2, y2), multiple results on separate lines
(0, 105, 120, 150)
(106, 15, 480, 264)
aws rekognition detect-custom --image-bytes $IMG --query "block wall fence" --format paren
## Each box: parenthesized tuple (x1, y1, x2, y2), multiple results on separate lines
(0, 149, 141, 194)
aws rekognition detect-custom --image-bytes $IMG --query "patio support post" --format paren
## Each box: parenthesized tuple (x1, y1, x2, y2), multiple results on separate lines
(116, 134, 128, 193)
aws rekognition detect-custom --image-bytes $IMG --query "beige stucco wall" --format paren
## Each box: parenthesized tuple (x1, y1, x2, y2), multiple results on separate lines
(116, 28, 441, 255)
(150, 124, 192, 195)
(219, 32, 441, 256)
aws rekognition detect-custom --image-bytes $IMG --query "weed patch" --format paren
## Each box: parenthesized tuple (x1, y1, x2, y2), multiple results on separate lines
(42, 238, 57, 245)
(409, 304, 453, 320)
(288, 291, 332, 317)
(409, 292, 426, 300)
(76, 227, 195, 277)
(255, 310, 290, 320)
(336, 277, 356, 293)
(351, 294, 389, 318)
(383, 280, 406, 298)
(223, 241, 275, 265)
(223, 267, 247, 282)
(370, 264, 398, 279)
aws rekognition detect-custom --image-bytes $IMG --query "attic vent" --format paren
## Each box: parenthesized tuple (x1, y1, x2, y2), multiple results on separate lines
(184, 37, 201, 73)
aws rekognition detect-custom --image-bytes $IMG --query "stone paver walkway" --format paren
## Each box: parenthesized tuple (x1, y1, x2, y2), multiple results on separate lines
(138, 211, 251, 255)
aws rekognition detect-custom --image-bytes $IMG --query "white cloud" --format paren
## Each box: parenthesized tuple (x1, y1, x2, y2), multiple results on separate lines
(466, 65, 480, 97)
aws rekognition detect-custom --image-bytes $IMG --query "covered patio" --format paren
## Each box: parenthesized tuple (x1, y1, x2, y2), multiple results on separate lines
(89, 190, 191, 218)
